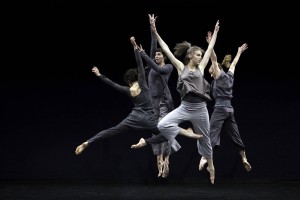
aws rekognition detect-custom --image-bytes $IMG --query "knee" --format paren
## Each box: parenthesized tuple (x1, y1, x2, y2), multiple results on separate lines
(157, 120, 167, 131)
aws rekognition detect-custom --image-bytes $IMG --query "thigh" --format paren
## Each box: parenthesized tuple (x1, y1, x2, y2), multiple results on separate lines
(210, 108, 228, 134)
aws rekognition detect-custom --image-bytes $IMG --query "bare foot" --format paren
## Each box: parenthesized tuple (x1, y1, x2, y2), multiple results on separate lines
(180, 127, 203, 139)
(75, 142, 89, 155)
(162, 161, 169, 178)
(199, 156, 207, 171)
(243, 160, 252, 172)
(131, 138, 146, 148)
(158, 161, 163, 177)
(207, 166, 215, 184)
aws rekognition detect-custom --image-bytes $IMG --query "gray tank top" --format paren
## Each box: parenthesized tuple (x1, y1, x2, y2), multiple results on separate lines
(177, 66, 211, 101)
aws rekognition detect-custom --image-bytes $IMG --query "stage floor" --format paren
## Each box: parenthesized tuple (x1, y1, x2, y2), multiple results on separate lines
(1, 179, 299, 200)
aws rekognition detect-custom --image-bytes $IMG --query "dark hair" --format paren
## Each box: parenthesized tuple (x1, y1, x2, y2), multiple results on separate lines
(123, 68, 138, 85)
(156, 48, 167, 61)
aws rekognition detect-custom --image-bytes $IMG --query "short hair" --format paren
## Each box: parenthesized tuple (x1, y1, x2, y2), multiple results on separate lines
(156, 48, 168, 61)
(123, 68, 138, 85)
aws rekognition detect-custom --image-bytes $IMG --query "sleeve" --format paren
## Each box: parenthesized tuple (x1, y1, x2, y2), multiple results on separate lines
(134, 49, 148, 89)
(98, 75, 130, 96)
(140, 51, 173, 75)
(149, 28, 157, 59)
(144, 28, 158, 77)
(217, 70, 226, 80)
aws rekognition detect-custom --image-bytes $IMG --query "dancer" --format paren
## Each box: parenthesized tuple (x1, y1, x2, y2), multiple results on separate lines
(199, 31, 251, 172)
(131, 34, 200, 178)
(131, 15, 220, 184)
(131, 35, 178, 178)
(75, 37, 198, 166)
(74, 37, 161, 155)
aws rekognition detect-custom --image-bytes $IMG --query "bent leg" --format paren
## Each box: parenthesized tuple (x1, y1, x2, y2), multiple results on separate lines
(179, 127, 203, 139)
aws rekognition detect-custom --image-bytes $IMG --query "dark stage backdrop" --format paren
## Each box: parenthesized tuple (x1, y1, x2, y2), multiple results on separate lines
(1, 1, 299, 183)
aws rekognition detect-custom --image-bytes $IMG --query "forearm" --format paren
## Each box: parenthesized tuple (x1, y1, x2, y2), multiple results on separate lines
(232, 52, 242, 66)
(134, 50, 147, 87)
(150, 29, 157, 59)
(210, 49, 217, 62)
(141, 51, 170, 74)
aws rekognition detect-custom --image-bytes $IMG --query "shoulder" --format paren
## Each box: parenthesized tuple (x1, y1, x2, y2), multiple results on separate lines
(165, 64, 173, 70)
(226, 70, 234, 77)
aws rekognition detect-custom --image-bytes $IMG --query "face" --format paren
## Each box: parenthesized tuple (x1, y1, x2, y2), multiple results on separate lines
(190, 50, 202, 65)
(155, 52, 165, 65)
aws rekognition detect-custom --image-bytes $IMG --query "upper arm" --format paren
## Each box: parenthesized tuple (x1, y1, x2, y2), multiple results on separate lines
(164, 49, 184, 75)
(99, 75, 130, 95)
(212, 61, 221, 79)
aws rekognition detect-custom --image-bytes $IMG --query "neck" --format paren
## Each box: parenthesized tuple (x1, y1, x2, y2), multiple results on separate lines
(187, 63, 197, 70)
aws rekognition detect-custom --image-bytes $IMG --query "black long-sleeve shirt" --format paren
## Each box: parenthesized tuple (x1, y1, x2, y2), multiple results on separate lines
(98, 49, 154, 112)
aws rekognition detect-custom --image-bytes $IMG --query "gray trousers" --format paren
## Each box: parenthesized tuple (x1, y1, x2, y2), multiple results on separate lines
(151, 96, 181, 156)
(146, 101, 212, 159)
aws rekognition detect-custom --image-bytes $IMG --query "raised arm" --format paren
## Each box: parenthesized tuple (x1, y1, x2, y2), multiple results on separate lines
(140, 51, 172, 74)
(149, 14, 184, 74)
(199, 20, 220, 74)
(130, 37, 147, 89)
(206, 31, 217, 62)
(206, 31, 220, 79)
(92, 66, 129, 95)
(228, 43, 248, 74)
(149, 14, 158, 59)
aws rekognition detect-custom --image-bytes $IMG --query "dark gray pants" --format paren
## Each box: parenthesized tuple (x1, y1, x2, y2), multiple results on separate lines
(87, 109, 159, 144)
(210, 107, 245, 151)
(151, 95, 181, 156)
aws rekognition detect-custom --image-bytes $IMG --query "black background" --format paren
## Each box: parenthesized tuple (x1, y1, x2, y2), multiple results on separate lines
(1, 0, 299, 182)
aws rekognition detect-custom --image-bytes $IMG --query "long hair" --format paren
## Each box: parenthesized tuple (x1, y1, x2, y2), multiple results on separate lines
(174, 41, 204, 65)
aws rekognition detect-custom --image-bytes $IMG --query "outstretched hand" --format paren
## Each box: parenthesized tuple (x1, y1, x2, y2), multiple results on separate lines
(130, 36, 144, 52)
(148, 14, 157, 24)
(206, 31, 212, 43)
(214, 20, 220, 33)
(239, 43, 248, 53)
(92, 66, 101, 76)
(130, 36, 138, 48)
(138, 44, 144, 52)
(148, 14, 157, 33)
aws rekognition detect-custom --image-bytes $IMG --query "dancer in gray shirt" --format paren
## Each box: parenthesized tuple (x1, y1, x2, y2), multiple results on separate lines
(199, 31, 251, 172)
